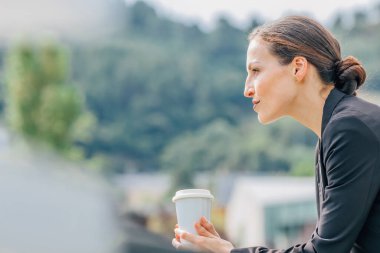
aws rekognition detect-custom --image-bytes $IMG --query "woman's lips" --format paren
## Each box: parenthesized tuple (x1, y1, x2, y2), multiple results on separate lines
(252, 99, 260, 109)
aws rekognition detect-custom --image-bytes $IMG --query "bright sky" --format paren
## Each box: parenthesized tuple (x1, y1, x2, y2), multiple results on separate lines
(126, 0, 378, 30)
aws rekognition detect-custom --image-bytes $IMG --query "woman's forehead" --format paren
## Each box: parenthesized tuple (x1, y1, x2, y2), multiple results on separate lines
(247, 39, 271, 62)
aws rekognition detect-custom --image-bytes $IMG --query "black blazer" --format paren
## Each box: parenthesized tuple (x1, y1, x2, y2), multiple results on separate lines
(232, 89, 380, 253)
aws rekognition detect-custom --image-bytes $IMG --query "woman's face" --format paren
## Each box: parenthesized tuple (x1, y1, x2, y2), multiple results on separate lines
(244, 38, 298, 124)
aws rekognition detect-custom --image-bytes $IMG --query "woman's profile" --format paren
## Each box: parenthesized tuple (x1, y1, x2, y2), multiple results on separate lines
(172, 15, 380, 253)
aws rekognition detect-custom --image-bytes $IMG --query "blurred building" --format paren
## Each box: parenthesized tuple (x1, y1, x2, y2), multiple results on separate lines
(114, 172, 318, 250)
(0, 126, 185, 253)
(225, 177, 316, 249)
(115, 173, 172, 216)
(0, 136, 122, 252)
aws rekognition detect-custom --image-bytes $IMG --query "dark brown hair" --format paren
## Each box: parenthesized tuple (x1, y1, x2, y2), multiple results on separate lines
(248, 16, 366, 96)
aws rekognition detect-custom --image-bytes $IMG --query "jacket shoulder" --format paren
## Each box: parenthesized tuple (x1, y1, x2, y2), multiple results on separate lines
(322, 112, 378, 153)
(325, 96, 380, 140)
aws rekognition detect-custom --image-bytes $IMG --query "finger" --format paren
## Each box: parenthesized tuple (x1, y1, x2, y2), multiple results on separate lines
(200, 216, 220, 237)
(175, 228, 185, 236)
(195, 222, 214, 238)
(172, 238, 183, 249)
(181, 231, 201, 245)
(201, 216, 219, 236)
(175, 224, 179, 228)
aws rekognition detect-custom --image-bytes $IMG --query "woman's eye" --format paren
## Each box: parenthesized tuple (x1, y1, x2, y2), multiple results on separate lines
(252, 68, 259, 73)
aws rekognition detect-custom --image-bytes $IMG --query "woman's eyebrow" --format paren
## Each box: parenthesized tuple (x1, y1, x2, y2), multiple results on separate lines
(247, 61, 260, 70)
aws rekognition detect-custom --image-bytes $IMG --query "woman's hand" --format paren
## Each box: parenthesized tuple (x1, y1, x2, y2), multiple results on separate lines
(172, 216, 234, 253)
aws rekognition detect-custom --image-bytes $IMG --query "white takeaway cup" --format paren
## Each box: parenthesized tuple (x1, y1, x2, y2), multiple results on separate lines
(172, 189, 214, 249)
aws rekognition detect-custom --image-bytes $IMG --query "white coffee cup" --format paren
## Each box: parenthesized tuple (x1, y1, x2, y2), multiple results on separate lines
(172, 189, 214, 249)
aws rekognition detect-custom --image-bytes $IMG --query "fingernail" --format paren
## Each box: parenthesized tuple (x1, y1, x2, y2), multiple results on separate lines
(175, 228, 185, 235)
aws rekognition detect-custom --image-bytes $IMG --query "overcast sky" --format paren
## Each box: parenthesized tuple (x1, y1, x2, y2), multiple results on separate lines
(126, 0, 378, 30)
(0, 0, 120, 40)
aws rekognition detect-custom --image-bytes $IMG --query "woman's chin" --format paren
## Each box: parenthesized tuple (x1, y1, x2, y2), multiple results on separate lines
(257, 114, 278, 125)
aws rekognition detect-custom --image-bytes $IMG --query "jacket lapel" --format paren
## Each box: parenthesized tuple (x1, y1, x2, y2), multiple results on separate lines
(316, 88, 347, 217)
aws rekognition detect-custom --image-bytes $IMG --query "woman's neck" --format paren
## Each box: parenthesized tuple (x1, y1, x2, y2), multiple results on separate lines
(288, 84, 334, 139)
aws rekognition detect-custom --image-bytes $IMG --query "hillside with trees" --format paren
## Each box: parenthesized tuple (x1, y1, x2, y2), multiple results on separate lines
(1, 1, 380, 186)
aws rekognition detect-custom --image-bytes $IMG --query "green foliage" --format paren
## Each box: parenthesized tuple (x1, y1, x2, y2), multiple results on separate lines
(4, 41, 83, 152)
(2, 1, 378, 177)
(290, 159, 315, 177)
(73, 9, 246, 169)
(36, 85, 81, 148)
(331, 10, 380, 91)
(162, 118, 317, 187)
(161, 120, 236, 173)
(70, 1, 380, 175)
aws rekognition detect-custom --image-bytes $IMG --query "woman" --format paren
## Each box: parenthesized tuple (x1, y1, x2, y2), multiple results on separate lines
(172, 16, 380, 253)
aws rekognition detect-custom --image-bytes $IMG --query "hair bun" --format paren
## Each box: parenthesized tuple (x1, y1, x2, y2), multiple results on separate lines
(334, 56, 366, 95)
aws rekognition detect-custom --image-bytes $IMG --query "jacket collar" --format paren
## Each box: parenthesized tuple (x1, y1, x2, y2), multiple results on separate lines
(321, 88, 346, 135)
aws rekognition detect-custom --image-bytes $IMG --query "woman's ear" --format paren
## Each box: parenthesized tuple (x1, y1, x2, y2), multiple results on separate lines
(292, 56, 308, 82)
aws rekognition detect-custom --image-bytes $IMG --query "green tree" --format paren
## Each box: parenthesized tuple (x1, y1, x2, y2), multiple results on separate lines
(332, 13, 344, 31)
(67, 1, 380, 173)
(5, 41, 83, 151)
(353, 10, 368, 28)
(161, 118, 316, 188)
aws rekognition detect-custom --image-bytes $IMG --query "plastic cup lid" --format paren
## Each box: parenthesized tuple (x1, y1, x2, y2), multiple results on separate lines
(172, 189, 214, 202)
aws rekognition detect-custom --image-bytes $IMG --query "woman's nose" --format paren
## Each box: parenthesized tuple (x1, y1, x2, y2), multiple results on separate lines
(244, 85, 255, 98)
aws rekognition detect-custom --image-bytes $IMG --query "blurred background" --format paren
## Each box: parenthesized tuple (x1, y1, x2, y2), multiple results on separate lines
(0, 0, 380, 252)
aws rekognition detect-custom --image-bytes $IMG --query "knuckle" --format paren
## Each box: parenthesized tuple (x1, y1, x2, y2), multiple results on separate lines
(197, 237, 206, 245)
